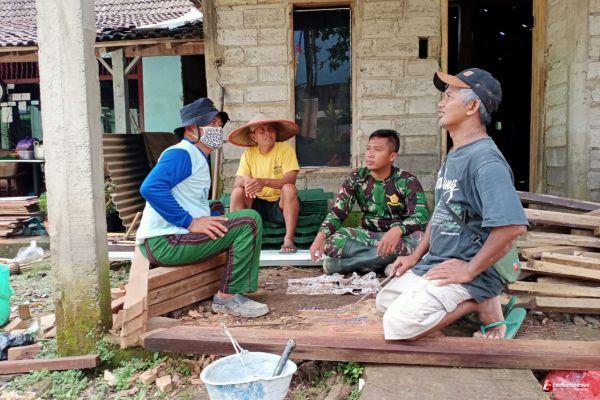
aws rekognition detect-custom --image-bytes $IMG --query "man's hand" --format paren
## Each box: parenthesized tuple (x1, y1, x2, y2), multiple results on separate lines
(424, 259, 474, 286)
(388, 254, 418, 276)
(188, 216, 229, 239)
(377, 226, 403, 257)
(244, 177, 265, 198)
(310, 232, 326, 262)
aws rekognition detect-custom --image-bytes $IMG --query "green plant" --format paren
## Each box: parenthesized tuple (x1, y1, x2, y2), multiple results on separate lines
(37, 339, 58, 359)
(105, 179, 117, 214)
(338, 362, 363, 385)
(95, 338, 116, 364)
(348, 388, 361, 400)
(113, 355, 164, 390)
(8, 369, 90, 400)
(38, 192, 48, 217)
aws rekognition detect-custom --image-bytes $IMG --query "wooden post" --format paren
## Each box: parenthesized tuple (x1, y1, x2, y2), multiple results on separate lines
(111, 49, 131, 134)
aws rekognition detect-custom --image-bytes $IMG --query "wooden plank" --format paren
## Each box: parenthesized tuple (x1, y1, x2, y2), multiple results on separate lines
(111, 296, 125, 313)
(517, 191, 600, 212)
(18, 304, 30, 320)
(148, 253, 226, 290)
(519, 245, 586, 260)
(148, 266, 224, 305)
(537, 276, 598, 288)
(507, 281, 600, 298)
(521, 232, 600, 249)
(122, 313, 146, 337)
(540, 252, 600, 270)
(148, 280, 221, 318)
(570, 229, 594, 236)
(142, 326, 600, 370)
(529, 0, 546, 193)
(524, 209, 600, 230)
(120, 248, 149, 346)
(120, 329, 144, 348)
(8, 344, 42, 361)
(147, 317, 182, 331)
(573, 251, 600, 259)
(523, 260, 600, 282)
(499, 293, 534, 309)
(0, 355, 99, 375)
(534, 297, 600, 314)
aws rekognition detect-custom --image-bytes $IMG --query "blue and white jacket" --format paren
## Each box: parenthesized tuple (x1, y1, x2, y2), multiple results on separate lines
(135, 139, 211, 244)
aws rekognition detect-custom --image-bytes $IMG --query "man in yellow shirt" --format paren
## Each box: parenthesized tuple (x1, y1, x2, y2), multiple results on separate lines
(228, 113, 301, 253)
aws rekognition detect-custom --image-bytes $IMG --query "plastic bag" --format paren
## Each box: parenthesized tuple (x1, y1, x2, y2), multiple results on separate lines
(16, 137, 33, 151)
(0, 331, 36, 361)
(543, 370, 600, 400)
(12, 240, 44, 265)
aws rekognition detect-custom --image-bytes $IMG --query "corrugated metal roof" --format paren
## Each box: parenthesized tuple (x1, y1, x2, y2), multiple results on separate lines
(0, 0, 202, 48)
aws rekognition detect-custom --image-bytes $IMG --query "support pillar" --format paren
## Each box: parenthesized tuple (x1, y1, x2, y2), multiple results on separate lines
(111, 49, 131, 133)
(36, 0, 112, 355)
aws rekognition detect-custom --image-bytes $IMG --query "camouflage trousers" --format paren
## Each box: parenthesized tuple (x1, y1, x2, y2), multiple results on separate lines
(324, 227, 424, 259)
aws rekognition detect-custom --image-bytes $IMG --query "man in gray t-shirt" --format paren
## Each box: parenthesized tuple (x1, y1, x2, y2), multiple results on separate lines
(376, 68, 528, 340)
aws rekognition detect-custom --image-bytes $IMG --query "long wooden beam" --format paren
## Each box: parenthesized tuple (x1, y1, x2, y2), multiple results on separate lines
(522, 232, 600, 249)
(525, 208, 600, 230)
(518, 191, 600, 212)
(142, 326, 600, 370)
(0, 355, 99, 375)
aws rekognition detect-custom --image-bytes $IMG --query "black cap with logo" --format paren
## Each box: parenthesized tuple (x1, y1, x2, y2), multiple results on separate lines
(433, 68, 502, 114)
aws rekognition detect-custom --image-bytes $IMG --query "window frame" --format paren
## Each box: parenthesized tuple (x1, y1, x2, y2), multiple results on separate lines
(289, 0, 356, 171)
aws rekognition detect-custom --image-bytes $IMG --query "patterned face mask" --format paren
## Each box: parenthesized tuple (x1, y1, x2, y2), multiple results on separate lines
(198, 127, 223, 150)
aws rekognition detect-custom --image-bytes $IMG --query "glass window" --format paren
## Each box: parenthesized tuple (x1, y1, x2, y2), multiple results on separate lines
(293, 8, 352, 167)
(0, 83, 41, 149)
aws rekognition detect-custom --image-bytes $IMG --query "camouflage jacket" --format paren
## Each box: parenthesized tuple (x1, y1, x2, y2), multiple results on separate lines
(319, 167, 430, 236)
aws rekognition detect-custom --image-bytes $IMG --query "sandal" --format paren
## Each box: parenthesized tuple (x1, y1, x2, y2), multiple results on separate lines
(279, 243, 298, 254)
(479, 308, 527, 339)
(462, 295, 519, 326)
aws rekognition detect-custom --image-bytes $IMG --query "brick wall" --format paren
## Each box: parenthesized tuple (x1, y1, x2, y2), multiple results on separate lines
(204, 0, 443, 198)
(355, 0, 441, 195)
(588, 0, 600, 201)
(543, 0, 570, 196)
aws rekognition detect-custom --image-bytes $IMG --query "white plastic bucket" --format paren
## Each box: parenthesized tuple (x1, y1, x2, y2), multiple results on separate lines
(200, 352, 297, 400)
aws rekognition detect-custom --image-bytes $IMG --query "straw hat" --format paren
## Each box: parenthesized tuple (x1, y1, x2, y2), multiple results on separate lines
(228, 113, 299, 147)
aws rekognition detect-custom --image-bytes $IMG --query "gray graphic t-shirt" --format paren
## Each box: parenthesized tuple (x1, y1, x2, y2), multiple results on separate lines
(412, 137, 528, 302)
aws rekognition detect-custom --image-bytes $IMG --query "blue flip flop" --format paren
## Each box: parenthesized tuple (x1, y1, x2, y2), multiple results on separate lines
(502, 295, 517, 316)
(479, 307, 527, 339)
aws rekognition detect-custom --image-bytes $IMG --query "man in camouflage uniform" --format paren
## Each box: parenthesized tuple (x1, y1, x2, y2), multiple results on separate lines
(310, 130, 430, 274)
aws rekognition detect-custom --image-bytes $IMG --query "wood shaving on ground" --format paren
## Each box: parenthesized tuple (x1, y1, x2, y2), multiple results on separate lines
(287, 272, 381, 296)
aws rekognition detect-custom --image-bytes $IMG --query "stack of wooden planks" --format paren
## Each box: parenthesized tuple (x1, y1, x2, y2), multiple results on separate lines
(0, 196, 40, 237)
(111, 249, 227, 348)
(510, 192, 600, 314)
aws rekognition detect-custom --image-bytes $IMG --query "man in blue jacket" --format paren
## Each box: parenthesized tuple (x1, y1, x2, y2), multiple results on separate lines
(135, 98, 268, 318)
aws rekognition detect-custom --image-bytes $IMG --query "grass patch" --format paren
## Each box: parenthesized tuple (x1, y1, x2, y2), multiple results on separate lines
(7, 369, 90, 400)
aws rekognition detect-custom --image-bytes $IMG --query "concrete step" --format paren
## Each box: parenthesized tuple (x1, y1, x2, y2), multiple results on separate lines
(360, 364, 550, 400)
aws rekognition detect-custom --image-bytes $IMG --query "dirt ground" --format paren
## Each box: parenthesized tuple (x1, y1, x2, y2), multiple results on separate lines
(1, 262, 599, 400)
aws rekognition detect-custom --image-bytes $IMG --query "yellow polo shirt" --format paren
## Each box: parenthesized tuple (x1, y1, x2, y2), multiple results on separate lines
(236, 142, 300, 202)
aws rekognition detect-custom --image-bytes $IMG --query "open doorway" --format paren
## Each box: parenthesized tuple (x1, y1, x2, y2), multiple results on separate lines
(448, 0, 533, 190)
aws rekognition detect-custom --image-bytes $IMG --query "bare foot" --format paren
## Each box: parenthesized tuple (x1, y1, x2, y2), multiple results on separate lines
(472, 296, 506, 339)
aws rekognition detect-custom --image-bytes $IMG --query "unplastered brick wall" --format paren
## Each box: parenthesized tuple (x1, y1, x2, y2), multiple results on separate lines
(205, 0, 442, 198)
(543, 0, 570, 196)
(355, 0, 441, 194)
(588, 0, 600, 201)
(206, 0, 292, 191)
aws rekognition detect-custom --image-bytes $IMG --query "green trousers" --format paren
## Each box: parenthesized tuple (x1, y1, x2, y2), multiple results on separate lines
(324, 227, 423, 258)
(139, 209, 262, 294)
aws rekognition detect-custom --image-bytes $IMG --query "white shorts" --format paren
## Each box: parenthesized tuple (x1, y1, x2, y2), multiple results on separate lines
(375, 270, 472, 340)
